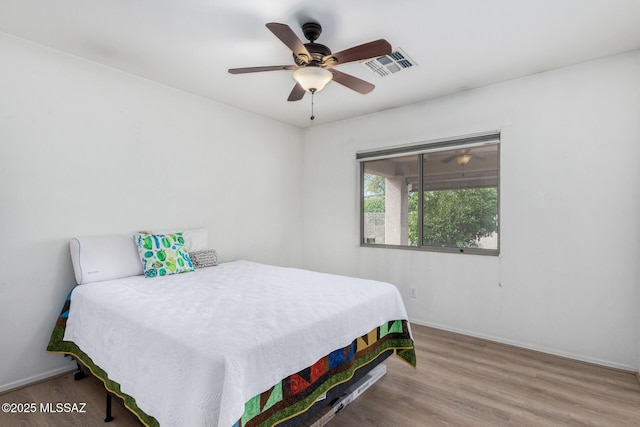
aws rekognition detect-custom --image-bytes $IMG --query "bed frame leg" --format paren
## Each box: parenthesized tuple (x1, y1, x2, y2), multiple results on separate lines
(105, 392, 114, 422)
(73, 360, 87, 381)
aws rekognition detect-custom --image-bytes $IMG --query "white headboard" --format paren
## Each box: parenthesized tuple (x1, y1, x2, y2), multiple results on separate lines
(70, 234, 143, 285)
(69, 227, 208, 285)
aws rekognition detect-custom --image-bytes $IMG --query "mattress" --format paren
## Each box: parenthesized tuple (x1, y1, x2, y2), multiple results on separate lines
(47, 260, 415, 426)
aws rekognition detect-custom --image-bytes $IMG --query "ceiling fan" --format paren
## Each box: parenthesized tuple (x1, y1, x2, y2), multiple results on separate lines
(440, 149, 485, 166)
(228, 22, 392, 102)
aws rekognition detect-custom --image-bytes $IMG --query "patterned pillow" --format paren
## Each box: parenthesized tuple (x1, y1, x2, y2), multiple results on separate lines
(133, 233, 194, 278)
(189, 249, 218, 269)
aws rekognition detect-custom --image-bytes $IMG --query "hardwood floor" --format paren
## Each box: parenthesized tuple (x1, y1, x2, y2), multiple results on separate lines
(2, 324, 639, 426)
(0, 372, 140, 427)
(328, 325, 640, 426)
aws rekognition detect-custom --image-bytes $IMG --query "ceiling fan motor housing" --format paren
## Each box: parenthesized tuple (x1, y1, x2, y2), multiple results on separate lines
(302, 22, 322, 42)
(294, 43, 333, 66)
(294, 23, 335, 66)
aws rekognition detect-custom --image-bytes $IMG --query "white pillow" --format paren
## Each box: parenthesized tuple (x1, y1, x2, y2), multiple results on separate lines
(151, 227, 208, 252)
(70, 235, 144, 285)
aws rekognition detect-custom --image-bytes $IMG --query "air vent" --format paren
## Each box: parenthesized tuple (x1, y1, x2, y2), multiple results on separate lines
(362, 48, 417, 77)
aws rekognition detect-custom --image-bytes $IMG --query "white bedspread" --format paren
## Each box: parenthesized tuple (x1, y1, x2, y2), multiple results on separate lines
(64, 261, 410, 427)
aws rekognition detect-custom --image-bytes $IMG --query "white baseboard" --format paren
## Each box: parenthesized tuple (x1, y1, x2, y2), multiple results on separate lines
(409, 318, 637, 373)
(0, 364, 76, 394)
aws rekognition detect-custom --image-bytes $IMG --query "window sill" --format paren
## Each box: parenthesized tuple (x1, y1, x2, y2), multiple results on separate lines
(359, 243, 499, 256)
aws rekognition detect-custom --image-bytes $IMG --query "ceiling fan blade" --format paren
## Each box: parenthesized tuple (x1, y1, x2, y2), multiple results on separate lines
(328, 39, 392, 65)
(228, 65, 297, 74)
(440, 155, 457, 163)
(328, 69, 375, 94)
(287, 83, 306, 101)
(266, 22, 311, 59)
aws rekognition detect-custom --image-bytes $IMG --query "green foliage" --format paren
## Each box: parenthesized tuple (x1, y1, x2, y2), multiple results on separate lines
(364, 174, 385, 197)
(363, 175, 386, 219)
(364, 175, 498, 248)
(421, 188, 497, 247)
(364, 196, 385, 213)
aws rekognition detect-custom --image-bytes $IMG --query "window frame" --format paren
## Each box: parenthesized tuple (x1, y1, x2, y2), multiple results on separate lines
(358, 131, 500, 256)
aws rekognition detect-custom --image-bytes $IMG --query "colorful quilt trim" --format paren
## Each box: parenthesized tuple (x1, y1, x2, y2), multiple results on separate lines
(235, 319, 415, 427)
(47, 288, 416, 427)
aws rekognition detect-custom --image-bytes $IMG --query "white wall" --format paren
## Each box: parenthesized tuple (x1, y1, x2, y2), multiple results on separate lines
(0, 33, 303, 391)
(302, 50, 640, 370)
(1, 30, 638, 394)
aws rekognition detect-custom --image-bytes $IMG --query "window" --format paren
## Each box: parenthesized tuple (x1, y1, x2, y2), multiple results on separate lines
(359, 132, 499, 255)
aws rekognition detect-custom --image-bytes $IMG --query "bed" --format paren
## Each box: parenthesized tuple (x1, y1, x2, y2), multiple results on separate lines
(47, 230, 416, 426)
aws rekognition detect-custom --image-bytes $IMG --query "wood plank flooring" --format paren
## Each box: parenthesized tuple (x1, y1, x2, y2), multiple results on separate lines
(327, 325, 640, 427)
(1, 324, 639, 426)
(0, 372, 140, 427)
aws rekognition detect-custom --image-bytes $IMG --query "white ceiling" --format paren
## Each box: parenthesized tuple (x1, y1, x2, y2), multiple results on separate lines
(2, 0, 640, 128)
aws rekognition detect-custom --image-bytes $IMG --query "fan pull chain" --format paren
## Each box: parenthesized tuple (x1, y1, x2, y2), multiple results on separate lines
(310, 90, 316, 120)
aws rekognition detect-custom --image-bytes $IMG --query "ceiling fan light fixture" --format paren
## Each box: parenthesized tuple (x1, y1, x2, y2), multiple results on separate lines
(456, 154, 472, 166)
(293, 66, 333, 93)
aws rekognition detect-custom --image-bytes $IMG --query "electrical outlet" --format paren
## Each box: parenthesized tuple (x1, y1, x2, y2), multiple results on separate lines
(409, 286, 417, 299)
